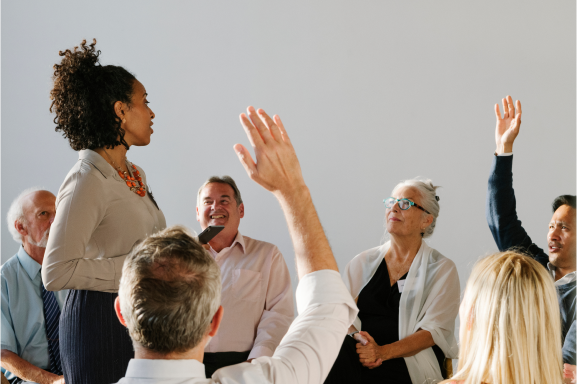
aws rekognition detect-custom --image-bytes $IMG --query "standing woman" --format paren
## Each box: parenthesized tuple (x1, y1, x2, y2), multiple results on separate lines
(42, 40, 166, 384)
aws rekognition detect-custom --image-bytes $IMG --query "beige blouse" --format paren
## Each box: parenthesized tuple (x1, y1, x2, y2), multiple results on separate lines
(42, 149, 166, 293)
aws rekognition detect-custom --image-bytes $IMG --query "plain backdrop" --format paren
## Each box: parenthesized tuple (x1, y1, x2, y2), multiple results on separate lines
(2, 1, 575, 340)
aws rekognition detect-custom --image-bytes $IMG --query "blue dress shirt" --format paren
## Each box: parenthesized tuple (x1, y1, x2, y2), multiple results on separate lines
(1, 246, 68, 381)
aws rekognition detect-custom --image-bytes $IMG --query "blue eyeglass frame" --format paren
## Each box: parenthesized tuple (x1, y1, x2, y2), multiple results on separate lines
(383, 197, 430, 214)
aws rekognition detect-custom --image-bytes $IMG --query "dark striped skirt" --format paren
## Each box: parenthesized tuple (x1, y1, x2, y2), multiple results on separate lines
(60, 290, 134, 384)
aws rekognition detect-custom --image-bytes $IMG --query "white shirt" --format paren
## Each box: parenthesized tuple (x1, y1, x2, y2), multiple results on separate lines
(205, 232, 293, 359)
(114, 270, 358, 384)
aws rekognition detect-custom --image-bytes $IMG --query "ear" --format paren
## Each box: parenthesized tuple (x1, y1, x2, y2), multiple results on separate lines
(114, 296, 128, 327)
(113, 100, 126, 121)
(208, 305, 224, 337)
(422, 213, 434, 229)
(238, 203, 245, 219)
(15, 220, 28, 238)
(196, 205, 201, 223)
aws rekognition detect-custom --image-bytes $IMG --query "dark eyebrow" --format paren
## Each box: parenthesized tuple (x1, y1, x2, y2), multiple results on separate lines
(220, 195, 231, 199)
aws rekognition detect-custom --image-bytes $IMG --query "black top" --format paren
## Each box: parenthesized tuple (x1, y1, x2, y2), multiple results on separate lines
(486, 155, 576, 364)
(357, 259, 445, 382)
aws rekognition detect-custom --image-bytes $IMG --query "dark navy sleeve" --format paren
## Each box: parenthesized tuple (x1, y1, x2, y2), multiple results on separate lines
(486, 155, 548, 264)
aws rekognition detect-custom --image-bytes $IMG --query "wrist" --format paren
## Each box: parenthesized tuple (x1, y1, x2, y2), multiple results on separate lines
(378, 344, 391, 361)
(496, 143, 513, 155)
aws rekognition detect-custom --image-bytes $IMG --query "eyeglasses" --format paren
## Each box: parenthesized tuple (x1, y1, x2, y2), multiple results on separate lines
(383, 197, 430, 214)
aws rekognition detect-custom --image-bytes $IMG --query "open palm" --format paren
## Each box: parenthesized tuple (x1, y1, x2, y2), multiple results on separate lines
(494, 95, 522, 154)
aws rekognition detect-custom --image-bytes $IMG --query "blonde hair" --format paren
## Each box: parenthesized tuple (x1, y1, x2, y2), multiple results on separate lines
(119, 225, 221, 354)
(443, 251, 563, 384)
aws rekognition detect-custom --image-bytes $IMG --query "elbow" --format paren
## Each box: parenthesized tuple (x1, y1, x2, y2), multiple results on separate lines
(41, 265, 66, 291)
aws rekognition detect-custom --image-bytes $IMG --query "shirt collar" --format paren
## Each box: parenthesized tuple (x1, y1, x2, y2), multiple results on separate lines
(78, 149, 118, 180)
(16, 246, 42, 280)
(124, 358, 206, 379)
(547, 262, 577, 286)
(232, 231, 246, 254)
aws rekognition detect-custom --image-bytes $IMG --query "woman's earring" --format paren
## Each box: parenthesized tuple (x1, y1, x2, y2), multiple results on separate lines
(122, 118, 126, 124)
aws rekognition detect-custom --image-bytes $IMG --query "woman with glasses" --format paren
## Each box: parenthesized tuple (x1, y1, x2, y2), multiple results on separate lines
(324, 178, 460, 384)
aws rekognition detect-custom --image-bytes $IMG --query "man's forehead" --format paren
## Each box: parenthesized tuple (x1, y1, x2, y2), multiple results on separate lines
(200, 183, 234, 197)
(551, 205, 576, 224)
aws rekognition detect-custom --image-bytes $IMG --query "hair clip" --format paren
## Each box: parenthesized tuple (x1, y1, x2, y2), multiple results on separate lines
(435, 196, 440, 201)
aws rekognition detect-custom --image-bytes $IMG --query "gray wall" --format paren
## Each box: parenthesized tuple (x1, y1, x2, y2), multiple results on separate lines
(2, 1, 575, 335)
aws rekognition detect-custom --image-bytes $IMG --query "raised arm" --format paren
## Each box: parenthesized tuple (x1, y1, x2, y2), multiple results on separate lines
(234, 107, 338, 278)
(216, 107, 356, 384)
(486, 96, 546, 258)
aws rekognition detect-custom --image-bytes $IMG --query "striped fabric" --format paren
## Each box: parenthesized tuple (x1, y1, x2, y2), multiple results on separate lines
(41, 283, 63, 375)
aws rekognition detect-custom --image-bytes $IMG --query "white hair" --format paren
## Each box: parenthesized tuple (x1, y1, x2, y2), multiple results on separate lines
(6, 186, 47, 243)
(391, 177, 440, 238)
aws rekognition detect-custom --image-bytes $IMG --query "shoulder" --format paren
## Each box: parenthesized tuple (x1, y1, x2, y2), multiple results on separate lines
(347, 245, 384, 270)
(242, 235, 279, 253)
(1, 254, 21, 281)
(429, 248, 456, 268)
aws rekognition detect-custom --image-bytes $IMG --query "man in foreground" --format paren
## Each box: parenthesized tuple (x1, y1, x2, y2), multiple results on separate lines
(1, 188, 68, 384)
(113, 106, 358, 383)
(196, 176, 293, 376)
(486, 95, 576, 365)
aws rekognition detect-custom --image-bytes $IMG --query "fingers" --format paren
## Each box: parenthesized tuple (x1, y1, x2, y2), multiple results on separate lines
(233, 143, 257, 179)
(495, 104, 502, 120)
(515, 99, 522, 118)
(507, 95, 515, 117)
(502, 98, 509, 119)
(274, 115, 292, 144)
(257, 109, 282, 142)
(247, 106, 274, 144)
(239, 112, 264, 149)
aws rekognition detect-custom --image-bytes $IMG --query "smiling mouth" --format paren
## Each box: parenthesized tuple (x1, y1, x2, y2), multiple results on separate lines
(210, 215, 225, 219)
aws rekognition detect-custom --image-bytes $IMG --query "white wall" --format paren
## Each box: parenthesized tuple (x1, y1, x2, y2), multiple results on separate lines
(2, 1, 575, 331)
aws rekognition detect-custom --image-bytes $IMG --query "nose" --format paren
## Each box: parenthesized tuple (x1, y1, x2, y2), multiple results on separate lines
(150, 107, 155, 120)
(549, 226, 561, 241)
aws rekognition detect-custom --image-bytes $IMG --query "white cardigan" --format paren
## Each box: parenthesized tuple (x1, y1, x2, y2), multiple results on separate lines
(344, 240, 460, 384)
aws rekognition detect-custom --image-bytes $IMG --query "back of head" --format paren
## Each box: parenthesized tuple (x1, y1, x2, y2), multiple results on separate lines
(451, 251, 562, 384)
(50, 39, 136, 151)
(119, 225, 221, 354)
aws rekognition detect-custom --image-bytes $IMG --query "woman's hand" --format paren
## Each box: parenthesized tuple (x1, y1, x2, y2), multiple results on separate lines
(494, 95, 522, 155)
(355, 331, 385, 369)
(564, 364, 576, 384)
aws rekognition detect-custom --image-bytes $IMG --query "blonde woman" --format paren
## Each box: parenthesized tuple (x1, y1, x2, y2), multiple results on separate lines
(443, 251, 563, 384)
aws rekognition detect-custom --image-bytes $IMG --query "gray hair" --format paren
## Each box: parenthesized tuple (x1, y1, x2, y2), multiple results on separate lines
(119, 225, 221, 354)
(391, 178, 440, 238)
(6, 186, 47, 243)
(197, 175, 243, 207)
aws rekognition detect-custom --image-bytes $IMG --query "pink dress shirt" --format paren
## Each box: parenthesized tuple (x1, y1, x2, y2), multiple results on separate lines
(205, 232, 294, 359)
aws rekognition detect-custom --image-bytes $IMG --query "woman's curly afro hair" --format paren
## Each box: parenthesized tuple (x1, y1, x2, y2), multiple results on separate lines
(50, 39, 136, 151)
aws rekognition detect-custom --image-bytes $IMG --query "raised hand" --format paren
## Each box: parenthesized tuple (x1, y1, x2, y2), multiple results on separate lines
(235, 106, 305, 197)
(494, 95, 522, 155)
(235, 106, 338, 278)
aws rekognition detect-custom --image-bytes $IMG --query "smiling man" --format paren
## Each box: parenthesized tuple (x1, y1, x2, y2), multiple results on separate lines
(486, 95, 576, 365)
(196, 176, 293, 377)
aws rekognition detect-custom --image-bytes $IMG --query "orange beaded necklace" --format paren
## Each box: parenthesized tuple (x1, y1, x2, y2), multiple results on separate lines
(103, 149, 146, 197)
